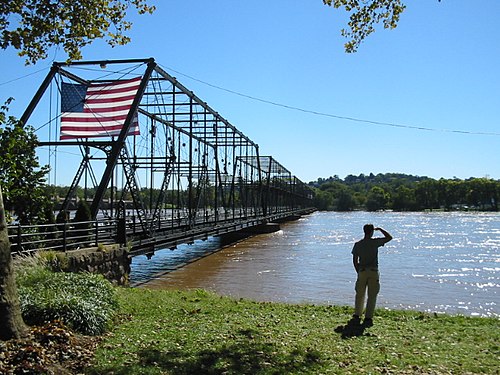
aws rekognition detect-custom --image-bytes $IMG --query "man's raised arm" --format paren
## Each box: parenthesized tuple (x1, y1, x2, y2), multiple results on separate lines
(375, 227, 392, 243)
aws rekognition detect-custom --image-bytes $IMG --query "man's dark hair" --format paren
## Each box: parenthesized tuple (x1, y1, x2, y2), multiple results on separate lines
(363, 224, 374, 236)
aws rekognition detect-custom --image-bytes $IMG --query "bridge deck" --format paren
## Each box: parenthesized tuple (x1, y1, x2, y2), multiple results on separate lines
(9, 208, 316, 257)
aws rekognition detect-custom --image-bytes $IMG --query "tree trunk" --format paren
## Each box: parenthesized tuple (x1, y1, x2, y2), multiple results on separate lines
(0, 185, 27, 340)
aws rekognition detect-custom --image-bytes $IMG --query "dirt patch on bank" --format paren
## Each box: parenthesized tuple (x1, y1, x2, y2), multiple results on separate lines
(0, 320, 102, 374)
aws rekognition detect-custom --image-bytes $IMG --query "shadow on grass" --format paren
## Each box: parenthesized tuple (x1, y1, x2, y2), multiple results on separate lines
(88, 328, 323, 374)
(334, 319, 369, 339)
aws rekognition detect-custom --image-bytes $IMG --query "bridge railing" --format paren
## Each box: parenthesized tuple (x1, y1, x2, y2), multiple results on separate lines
(7, 205, 315, 256)
(8, 219, 118, 255)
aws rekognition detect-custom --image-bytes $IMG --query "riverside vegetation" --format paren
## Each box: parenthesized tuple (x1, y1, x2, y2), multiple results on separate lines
(311, 173, 499, 211)
(4, 255, 499, 374)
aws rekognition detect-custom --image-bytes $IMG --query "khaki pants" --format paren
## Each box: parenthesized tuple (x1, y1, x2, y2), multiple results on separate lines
(354, 269, 380, 319)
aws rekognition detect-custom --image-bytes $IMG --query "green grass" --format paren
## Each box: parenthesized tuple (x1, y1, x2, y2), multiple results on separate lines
(87, 288, 499, 374)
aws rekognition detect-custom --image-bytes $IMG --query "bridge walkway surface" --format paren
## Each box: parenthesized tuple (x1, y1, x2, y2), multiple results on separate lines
(8, 207, 316, 258)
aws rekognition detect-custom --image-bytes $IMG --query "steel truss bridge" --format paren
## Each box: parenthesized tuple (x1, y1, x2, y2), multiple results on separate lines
(10, 58, 315, 256)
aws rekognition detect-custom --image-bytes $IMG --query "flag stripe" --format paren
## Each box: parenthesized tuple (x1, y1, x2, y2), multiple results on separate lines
(60, 116, 139, 140)
(62, 110, 130, 120)
(81, 104, 132, 113)
(86, 78, 141, 91)
(62, 124, 134, 131)
(61, 118, 128, 126)
(60, 130, 140, 140)
(87, 86, 140, 97)
(85, 94, 137, 105)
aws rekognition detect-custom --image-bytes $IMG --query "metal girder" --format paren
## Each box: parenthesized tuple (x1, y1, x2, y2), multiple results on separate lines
(152, 64, 257, 148)
(149, 152, 175, 233)
(52, 58, 154, 67)
(20, 65, 60, 126)
(59, 150, 89, 212)
(119, 146, 148, 232)
(39, 141, 112, 147)
(137, 108, 215, 148)
(89, 59, 156, 219)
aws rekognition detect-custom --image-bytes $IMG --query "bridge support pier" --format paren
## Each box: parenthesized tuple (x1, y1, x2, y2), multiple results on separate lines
(220, 223, 280, 245)
(63, 244, 131, 285)
(246, 223, 281, 234)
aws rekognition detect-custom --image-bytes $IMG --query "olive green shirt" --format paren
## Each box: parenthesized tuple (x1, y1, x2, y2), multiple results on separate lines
(351, 238, 388, 269)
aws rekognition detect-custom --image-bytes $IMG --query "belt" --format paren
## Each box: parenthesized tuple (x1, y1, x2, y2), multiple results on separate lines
(359, 268, 378, 272)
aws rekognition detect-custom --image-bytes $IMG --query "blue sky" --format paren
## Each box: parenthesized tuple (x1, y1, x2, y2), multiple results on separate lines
(1, 0, 499, 183)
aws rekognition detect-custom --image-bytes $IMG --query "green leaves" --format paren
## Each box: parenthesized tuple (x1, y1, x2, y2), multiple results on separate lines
(323, 0, 407, 53)
(1, 0, 156, 64)
(312, 173, 500, 211)
(0, 102, 50, 224)
(16, 265, 118, 335)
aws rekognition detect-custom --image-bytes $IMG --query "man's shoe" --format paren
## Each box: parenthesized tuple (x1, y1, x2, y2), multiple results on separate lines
(363, 318, 373, 327)
(349, 315, 361, 326)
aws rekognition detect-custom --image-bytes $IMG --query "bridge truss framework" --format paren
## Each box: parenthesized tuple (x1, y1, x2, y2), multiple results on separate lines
(19, 58, 314, 253)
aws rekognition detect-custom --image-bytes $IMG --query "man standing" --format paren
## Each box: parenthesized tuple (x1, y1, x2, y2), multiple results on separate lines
(351, 224, 392, 327)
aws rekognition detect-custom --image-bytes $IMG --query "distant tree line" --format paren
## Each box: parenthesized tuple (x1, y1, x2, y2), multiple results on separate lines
(44, 185, 192, 211)
(309, 173, 499, 212)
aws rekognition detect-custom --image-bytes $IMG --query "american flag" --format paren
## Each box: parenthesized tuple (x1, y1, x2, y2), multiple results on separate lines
(60, 77, 141, 140)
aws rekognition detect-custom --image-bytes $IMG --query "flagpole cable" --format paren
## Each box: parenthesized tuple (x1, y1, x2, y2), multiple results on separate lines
(48, 79, 53, 186)
(53, 78, 58, 186)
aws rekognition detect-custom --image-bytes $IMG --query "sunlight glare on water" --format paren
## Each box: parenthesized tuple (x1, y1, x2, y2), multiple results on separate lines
(132, 211, 499, 317)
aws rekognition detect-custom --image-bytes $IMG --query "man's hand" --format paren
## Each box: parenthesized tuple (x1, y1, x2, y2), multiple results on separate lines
(375, 227, 393, 243)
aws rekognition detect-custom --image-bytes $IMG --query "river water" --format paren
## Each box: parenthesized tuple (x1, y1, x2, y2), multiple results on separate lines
(131, 211, 500, 317)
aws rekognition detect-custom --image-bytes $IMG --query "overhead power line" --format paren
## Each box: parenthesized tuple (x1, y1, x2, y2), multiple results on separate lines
(4, 65, 500, 137)
(0, 67, 48, 87)
(162, 65, 500, 137)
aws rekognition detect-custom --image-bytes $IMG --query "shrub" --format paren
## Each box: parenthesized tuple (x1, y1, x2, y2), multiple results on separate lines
(38, 250, 69, 271)
(15, 255, 118, 335)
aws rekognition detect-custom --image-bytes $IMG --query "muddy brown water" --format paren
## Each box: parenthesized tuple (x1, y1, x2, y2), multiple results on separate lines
(131, 211, 500, 317)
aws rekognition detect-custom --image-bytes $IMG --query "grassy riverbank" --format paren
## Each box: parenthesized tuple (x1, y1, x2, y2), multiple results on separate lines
(87, 287, 499, 374)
